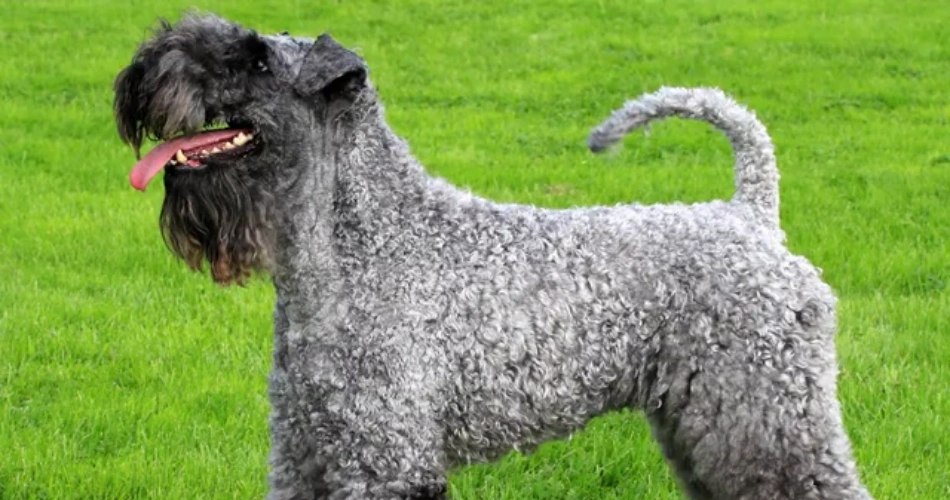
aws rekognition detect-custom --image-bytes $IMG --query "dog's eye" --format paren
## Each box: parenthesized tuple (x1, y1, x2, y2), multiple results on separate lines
(255, 59, 269, 73)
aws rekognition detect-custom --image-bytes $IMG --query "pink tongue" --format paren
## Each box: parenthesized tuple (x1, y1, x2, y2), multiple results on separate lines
(129, 129, 247, 191)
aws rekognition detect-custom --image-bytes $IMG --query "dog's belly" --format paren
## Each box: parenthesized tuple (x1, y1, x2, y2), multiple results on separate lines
(442, 374, 630, 467)
(438, 295, 643, 466)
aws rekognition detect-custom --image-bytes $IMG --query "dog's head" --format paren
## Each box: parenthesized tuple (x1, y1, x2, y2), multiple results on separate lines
(114, 14, 368, 285)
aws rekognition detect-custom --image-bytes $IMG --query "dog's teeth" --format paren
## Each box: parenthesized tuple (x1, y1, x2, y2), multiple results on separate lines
(223, 142, 236, 150)
(175, 150, 187, 163)
(245, 133, 254, 140)
(233, 132, 249, 146)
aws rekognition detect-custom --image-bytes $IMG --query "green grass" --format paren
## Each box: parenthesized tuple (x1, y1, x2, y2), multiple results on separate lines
(2, 0, 949, 498)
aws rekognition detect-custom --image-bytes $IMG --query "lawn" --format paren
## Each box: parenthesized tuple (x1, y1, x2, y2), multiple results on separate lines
(1, 0, 948, 498)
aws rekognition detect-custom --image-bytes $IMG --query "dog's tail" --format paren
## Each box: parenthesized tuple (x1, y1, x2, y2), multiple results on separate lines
(587, 87, 779, 228)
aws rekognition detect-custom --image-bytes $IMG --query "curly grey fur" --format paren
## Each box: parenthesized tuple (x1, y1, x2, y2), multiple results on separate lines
(588, 86, 779, 228)
(115, 14, 873, 500)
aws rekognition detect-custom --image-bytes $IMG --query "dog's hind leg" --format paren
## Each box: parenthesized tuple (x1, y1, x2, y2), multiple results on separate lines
(645, 330, 873, 500)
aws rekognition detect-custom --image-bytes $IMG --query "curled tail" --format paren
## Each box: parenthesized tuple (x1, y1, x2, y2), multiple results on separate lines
(588, 87, 779, 228)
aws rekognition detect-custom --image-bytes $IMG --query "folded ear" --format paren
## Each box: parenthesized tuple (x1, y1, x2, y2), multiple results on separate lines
(294, 34, 367, 99)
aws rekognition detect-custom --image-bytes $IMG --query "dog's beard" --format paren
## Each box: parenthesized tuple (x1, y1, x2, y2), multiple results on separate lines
(160, 167, 273, 285)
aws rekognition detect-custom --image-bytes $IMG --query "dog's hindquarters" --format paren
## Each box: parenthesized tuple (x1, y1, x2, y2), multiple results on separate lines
(587, 87, 779, 229)
(641, 257, 873, 500)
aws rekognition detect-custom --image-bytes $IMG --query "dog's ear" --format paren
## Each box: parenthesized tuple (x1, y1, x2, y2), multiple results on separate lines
(114, 61, 147, 157)
(294, 34, 367, 100)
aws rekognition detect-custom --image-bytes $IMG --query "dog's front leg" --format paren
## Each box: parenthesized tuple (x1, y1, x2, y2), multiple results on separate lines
(319, 382, 449, 500)
(265, 304, 330, 500)
(265, 366, 329, 500)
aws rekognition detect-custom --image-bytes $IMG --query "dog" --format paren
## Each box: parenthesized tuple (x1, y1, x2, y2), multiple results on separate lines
(114, 14, 874, 500)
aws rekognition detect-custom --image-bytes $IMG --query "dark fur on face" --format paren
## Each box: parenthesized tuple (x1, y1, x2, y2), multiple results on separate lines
(114, 15, 275, 156)
(113, 14, 367, 285)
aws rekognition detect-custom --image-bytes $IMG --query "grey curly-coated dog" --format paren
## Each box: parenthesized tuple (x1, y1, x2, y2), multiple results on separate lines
(114, 14, 874, 500)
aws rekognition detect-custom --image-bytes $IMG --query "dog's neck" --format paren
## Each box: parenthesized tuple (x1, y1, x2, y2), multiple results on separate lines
(269, 100, 427, 304)
(340, 110, 429, 215)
